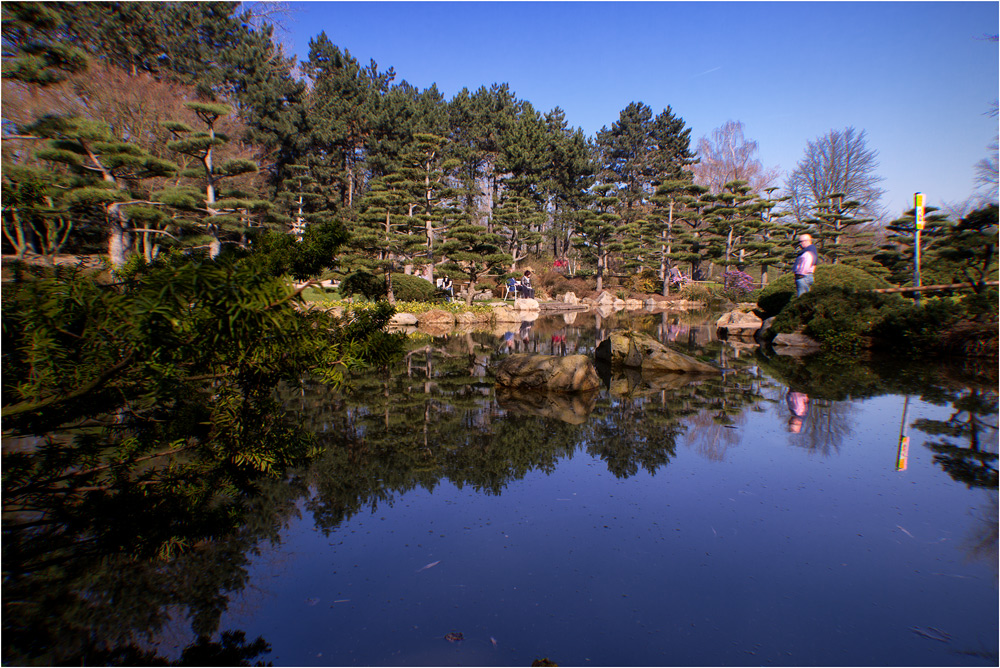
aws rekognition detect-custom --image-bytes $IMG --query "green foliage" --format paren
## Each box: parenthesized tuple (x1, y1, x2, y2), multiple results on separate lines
(869, 297, 967, 354)
(243, 221, 348, 281)
(679, 281, 722, 303)
(341, 270, 387, 301)
(771, 286, 898, 352)
(390, 273, 439, 302)
(757, 264, 891, 318)
(628, 269, 660, 294)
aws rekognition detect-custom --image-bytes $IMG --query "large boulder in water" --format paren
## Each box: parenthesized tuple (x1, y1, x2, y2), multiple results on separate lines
(772, 332, 822, 354)
(716, 309, 763, 339)
(596, 331, 716, 374)
(493, 354, 601, 392)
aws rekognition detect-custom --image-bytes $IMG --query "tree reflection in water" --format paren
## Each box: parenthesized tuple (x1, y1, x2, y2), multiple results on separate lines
(4, 314, 997, 663)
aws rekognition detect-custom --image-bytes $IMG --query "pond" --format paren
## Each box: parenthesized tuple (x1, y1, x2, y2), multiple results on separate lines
(4, 311, 998, 666)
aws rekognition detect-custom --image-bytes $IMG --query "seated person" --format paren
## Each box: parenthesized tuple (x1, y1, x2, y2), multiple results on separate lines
(669, 266, 688, 286)
(519, 270, 535, 298)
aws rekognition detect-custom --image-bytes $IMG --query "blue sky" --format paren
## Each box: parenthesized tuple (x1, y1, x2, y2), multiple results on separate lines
(279, 1, 998, 217)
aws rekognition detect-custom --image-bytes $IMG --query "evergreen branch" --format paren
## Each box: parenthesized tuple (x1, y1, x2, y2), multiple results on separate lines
(2, 354, 134, 418)
(266, 280, 317, 310)
(40, 442, 200, 486)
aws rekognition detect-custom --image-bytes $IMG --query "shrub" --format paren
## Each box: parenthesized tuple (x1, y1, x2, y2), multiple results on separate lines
(679, 281, 721, 303)
(341, 271, 386, 301)
(542, 272, 593, 298)
(722, 269, 754, 301)
(771, 286, 899, 352)
(390, 273, 439, 302)
(628, 269, 660, 294)
(757, 264, 892, 318)
(870, 297, 965, 354)
(960, 288, 999, 323)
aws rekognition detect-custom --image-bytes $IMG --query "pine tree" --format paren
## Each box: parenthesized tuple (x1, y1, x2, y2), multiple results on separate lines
(438, 215, 511, 306)
(301, 33, 393, 213)
(447, 84, 519, 230)
(396, 132, 462, 275)
(349, 173, 423, 304)
(495, 102, 548, 269)
(807, 193, 879, 270)
(649, 179, 699, 294)
(1, 2, 88, 86)
(539, 108, 596, 261)
(573, 185, 622, 293)
(24, 115, 177, 265)
(162, 102, 267, 258)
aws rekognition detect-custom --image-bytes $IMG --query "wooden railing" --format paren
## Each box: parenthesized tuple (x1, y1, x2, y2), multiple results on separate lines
(871, 281, 999, 294)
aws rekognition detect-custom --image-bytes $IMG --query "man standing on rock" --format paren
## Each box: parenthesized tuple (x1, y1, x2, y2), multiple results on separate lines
(794, 233, 819, 297)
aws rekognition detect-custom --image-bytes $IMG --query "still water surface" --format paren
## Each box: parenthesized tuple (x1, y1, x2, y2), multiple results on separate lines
(213, 312, 997, 666)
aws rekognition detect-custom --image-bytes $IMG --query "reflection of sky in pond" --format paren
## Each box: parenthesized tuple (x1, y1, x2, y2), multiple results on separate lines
(218, 336, 998, 668)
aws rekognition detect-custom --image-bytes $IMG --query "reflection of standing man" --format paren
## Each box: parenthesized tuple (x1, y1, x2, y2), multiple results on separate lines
(786, 390, 810, 433)
(519, 319, 533, 350)
(794, 233, 819, 297)
(551, 330, 567, 356)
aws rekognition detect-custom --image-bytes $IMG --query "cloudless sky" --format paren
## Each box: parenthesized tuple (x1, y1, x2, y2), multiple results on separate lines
(279, 1, 998, 217)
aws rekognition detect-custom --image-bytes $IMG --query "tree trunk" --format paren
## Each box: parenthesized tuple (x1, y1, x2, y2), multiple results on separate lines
(106, 205, 131, 268)
(596, 245, 605, 293)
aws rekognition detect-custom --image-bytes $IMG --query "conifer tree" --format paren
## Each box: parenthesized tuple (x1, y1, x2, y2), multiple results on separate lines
(448, 84, 518, 229)
(667, 184, 713, 280)
(573, 185, 622, 293)
(877, 205, 953, 286)
(595, 102, 696, 231)
(438, 217, 511, 305)
(162, 101, 267, 258)
(1, 2, 88, 86)
(301, 33, 393, 213)
(649, 179, 699, 294)
(348, 173, 423, 304)
(539, 108, 596, 260)
(23, 115, 177, 265)
(806, 193, 878, 268)
(700, 180, 766, 272)
(495, 102, 548, 269)
(396, 132, 462, 275)
(754, 188, 792, 286)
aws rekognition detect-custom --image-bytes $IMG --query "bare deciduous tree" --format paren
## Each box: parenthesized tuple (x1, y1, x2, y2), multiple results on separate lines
(784, 126, 886, 223)
(690, 120, 780, 194)
(974, 101, 998, 202)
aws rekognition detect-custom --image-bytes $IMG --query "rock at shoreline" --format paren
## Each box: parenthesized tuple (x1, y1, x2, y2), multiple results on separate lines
(416, 309, 456, 326)
(596, 331, 717, 374)
(492, 305, 522, 322)
(493, 354, 601, 392)
(595, 291, 615, 305)
(716, 309, 763, 338)
(771, 332, 822, 352)
(389, 312, 419, 326)
(455, 311, 483, 325)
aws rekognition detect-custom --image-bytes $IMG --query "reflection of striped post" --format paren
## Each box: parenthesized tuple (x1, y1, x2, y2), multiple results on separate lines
(913, 193, 925, 306)
(896, 396, 910, 471)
